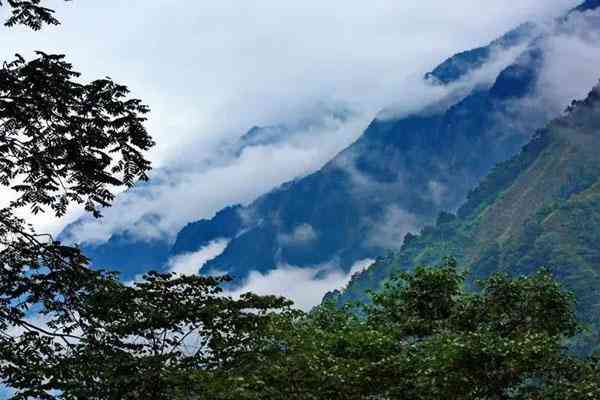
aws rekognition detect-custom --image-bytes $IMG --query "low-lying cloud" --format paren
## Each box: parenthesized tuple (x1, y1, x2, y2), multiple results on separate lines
(278, 224, 319, 246)
(377, 40, 538, 121)
(63, 112, 372, 244)
(535, 9, 600, 115)
(167, 239, 230, 275)
(227, 259, 375, 311)
(367, 206, 421, 251)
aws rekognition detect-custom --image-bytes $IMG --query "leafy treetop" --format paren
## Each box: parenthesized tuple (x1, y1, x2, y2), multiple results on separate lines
(1, 0, 69, 30)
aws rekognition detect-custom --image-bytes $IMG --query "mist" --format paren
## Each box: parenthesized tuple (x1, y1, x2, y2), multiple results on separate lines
(0, 0, 578, 240)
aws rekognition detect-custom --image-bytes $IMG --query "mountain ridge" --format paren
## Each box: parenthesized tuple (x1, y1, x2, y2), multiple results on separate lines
(334, 83, 600, 352)
(189, 37, 548, 280)
(60, 1, 599, 285)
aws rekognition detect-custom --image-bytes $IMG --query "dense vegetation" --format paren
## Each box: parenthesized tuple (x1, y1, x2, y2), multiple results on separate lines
(180, 259, 599, 400)
(337, 84, 600, 354)
(3, 254, 600, 399)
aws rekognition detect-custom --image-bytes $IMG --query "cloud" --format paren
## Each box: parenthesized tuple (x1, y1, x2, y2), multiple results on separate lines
(279, 224, 318, 246)
(534, 9, 600, 115)
(367, 206, 421, 251)
(62, 112, 372, 244)
(0, 1, 578, 241)
(227, 258, 375, 311)
(485, 8, 600, 143)
(377, 40, 538, 121)
(166, 239, 229, 275)
(427, 181, 448, 206)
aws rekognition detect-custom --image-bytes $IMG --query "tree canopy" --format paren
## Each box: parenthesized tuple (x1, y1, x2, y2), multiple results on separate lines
(3, 251, 598, 399)
(1, 0, 154, 352)
(185, 260, 599, 400)
(1, 0, 66, 30)
(0, 5, 293, 398)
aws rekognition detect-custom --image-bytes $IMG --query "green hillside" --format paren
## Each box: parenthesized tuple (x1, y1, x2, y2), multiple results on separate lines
(335, 84, 600, 351)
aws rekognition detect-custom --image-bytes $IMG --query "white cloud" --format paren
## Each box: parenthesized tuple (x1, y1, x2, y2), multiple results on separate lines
(279, 224, 318, 246)
(377, 40, 538, 121)
(534, 9, 600, 115)
(367, 206, 421, 251)
(62, 112, 372, 244)
(227, 258, 375, 311)
(428, 181, 448, 206)
(0, 1, 579, 242)
(166, 239, 229, 275)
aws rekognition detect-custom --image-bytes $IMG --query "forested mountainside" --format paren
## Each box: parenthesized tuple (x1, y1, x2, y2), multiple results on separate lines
(58, 108, 355, 280)
(334, 83, 600, 353)
(63, 0, 599, 284)
(170, 20, 554, 280)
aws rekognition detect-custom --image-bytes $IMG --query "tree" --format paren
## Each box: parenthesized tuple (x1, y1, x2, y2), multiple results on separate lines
(0, 8, 294, 399)
(0, 1, 150, 397)
(189, 260, 599, 400)
(0, 0, 64, 30)
(1, 270, 292, 399)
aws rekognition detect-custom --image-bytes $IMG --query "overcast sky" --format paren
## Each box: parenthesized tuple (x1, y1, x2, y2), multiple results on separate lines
(0, 0, 580, 238)
(1, 1, 577, 162)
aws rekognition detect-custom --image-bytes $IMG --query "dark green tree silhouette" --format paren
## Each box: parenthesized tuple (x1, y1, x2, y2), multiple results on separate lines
(0, 0, 65, 30)
(0, 5, 294, 399)
(0, 2, 148, 397)
(185, 260, 599, 399)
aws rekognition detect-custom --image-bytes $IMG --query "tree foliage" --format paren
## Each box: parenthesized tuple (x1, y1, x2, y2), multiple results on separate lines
(1, 271, 292, 399)
(1, 0, 68, 30)
(0, 3, 294, 398)
(1, 52, 154, 217)
(185, 260, 598, 400)
(3, 253, 598, 399)
(0, 2, 153, 397)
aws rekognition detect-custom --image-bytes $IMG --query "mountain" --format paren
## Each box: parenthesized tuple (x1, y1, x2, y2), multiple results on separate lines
(188, 1, 600, 283)
(572, 0, 600, 14)
(59, 107, 354, 280)
(172, 24, 551, 281)
(238, 104, 353, 150)
(62, 1, 599, 284)
(424, 22, 536, 85)
(334, 83, 600, 352)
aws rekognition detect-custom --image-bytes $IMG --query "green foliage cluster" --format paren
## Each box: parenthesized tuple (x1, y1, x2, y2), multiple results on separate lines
(1, 270, 293, 399)
(174, 260, 599, 400)
(4, 254, 596, 399)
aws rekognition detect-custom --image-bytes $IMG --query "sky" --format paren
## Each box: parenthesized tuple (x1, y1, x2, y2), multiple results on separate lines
(0, 0, 589, 308)
(0, 0, 578, 235)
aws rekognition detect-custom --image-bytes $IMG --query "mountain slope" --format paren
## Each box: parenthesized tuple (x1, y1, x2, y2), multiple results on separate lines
(425, 22, 536, 84)
(336, 84, 600, 350)
(189, 2, 600, 282)
(62, 1, 599, 284)
(573, 0, 600, 13)
(59, 108, 355, 280)
(178, 33, 548, 280)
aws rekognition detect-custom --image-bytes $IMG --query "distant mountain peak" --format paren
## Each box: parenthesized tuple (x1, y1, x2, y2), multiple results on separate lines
(424, 22, 537, 85)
